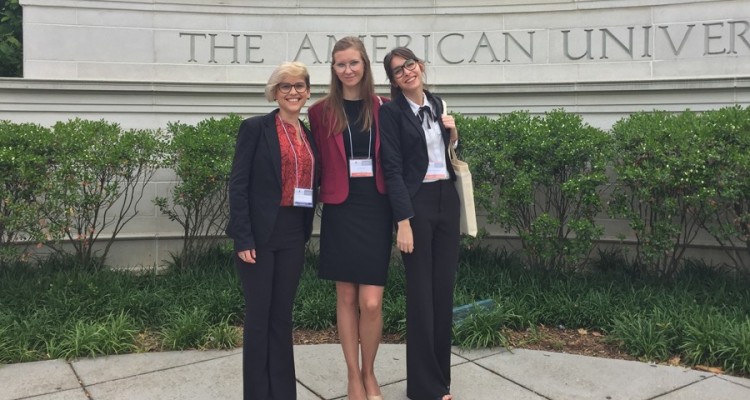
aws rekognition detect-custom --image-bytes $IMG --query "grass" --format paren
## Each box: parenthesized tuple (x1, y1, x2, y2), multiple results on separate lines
(1, 243, 750, 376)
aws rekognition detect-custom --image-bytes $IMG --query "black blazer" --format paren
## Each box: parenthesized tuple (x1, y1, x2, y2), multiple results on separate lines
(226, 109, 318, 251)
(379, 90, 456, 222)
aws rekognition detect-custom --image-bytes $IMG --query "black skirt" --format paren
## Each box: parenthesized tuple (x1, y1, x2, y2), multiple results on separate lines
(318, 177, 393, 286)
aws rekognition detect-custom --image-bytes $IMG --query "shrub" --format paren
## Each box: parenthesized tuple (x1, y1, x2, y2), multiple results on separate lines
(0, 0, 22, 77)
(41, 119, 165, 268)
(154, 115, 242, 268)
(0, 121, 53, 261)
(459, 110, 610, 269)
(609, 111, 713, 278)
(697, 106, 750, 271)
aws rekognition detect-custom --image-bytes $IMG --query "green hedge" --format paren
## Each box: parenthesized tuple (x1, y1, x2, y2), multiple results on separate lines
(2, 106, 749, 272)
(458, 109, 611, 270)
(457, 106, 750, 274)
(154, 114, 242, 269)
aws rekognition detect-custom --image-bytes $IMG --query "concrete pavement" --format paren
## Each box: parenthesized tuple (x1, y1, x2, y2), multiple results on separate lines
(2, 344, 750, 400)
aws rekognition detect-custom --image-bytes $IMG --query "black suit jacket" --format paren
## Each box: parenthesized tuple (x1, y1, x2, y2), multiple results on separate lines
(379, 90, 456, 222)
(226, 109, 318, 251)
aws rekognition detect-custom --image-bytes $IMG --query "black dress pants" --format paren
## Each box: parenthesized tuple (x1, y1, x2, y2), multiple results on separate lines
(234, 207, 306, 400)
(402, 180, 460, 400)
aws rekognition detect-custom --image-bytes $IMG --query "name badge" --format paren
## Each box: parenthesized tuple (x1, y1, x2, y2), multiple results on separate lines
(424, 161, 449, 181)
(349, 158, 374, 178)
(293, 188, 314, 208)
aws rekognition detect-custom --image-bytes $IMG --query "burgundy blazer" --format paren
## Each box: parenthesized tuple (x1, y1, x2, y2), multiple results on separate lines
(308, 95, 389, 204)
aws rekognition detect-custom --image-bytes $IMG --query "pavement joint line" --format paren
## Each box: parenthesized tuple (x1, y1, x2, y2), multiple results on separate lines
(67, 360, 94, 399)
(469, 359, 554, 400)
(643, 374, 716, 400)
(295, 378, 324, 400)
(12, 387, 86, 400)
(74, 350, 240, 389)
(718, 374, 750, 389)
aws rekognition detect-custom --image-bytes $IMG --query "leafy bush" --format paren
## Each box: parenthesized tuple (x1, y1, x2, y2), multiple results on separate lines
(459, 110, 610, 269)
(154, 115, 242, 268)
(697, 106, 750, 270)
(0, 0, 22, 77)
(609, 111, 713, 278)
(40, 119, 165, 268)
(0, 121, 53, 260)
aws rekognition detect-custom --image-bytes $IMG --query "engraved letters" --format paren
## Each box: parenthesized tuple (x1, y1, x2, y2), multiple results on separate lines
(178, 19, 749, 65)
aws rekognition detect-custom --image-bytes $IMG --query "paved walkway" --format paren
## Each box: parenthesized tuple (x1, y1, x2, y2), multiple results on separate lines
(3, 344, 750, 399)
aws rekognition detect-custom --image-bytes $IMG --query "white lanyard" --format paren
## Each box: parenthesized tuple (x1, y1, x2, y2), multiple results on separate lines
(345, 111, 372, 160)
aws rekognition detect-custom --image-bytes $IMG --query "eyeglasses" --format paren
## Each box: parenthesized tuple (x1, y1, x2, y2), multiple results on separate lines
(278, 82, 308, 94)
(333, 60, 362, 72)
(392, 59, 418, 79)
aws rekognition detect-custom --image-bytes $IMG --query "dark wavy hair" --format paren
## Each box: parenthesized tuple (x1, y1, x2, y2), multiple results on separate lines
(383, 47, 424, 99)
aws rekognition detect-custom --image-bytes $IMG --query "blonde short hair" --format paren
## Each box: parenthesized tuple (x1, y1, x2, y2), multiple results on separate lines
(265, 61, 310, 102)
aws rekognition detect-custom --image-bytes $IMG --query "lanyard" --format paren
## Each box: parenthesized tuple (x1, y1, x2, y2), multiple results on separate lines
(345, 114, 372, 160)
(278, 115, 314, 189)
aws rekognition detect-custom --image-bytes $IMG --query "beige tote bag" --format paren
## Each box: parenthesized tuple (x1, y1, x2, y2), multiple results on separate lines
(442, 100, 478, 237)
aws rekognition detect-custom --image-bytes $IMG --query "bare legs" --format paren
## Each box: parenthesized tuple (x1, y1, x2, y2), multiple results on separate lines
(336, 282, 384, 400)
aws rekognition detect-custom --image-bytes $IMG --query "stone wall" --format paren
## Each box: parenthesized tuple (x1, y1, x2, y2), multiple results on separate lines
(2, 0, 749, 267)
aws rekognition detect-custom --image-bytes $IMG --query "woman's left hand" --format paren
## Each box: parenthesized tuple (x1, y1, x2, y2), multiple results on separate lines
(442, 115, 458, 143)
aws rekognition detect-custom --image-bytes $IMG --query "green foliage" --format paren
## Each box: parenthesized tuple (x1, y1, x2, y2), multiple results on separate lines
(0, 121, 53, 260)
(0, 0, 22, 77)
(41, 119, 165, 268)
(1, 245, 750, 376)
(458, 110, 610, 269)
(696, 106, 750, 270)
(203, 315, 241, 349)
(294, 263, 336, 330)
(452, 306, 514, 349)
(610, 110, 714, 278)
(609, 309, 677, 361)
(678, 310, 750, 374)
(154, 115, 242, 268)
(47, 312, 138, 359)
(160, 308, 210, 350)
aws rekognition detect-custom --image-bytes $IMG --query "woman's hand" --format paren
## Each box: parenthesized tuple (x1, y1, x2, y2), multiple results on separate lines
(397, 219, 414, 254)
(237, 249, 257, 264)
(441, 114, 458, 143)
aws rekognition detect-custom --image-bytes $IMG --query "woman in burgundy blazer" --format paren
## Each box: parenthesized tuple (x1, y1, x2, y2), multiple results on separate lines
(308, 95, 387, 203)
(308, 36, 392, 400)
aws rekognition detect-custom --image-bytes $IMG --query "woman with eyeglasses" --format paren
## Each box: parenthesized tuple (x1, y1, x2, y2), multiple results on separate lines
(308, 36, 392, 400)
(379, 47, 459, 400)
(226, 61, 318, 400)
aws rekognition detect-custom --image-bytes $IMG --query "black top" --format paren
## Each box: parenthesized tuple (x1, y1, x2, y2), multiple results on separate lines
(342, 99, 375, 160)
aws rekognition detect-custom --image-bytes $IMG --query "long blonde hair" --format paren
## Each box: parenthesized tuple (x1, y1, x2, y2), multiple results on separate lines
(318, 36, 376, 135)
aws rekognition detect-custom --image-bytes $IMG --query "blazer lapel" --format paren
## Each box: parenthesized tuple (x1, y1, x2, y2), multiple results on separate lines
(425, 91, 451, 146)
(263, 111, 283, 187)
(396, 95, 427, 145)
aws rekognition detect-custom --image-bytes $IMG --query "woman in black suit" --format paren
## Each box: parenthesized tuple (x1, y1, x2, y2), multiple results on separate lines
(226, 61, 317, 400)
(379, 47, 459, 400)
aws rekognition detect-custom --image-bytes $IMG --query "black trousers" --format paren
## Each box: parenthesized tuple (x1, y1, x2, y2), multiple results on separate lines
(234, 207, 306, 400)
(402, 180, 460, 400)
